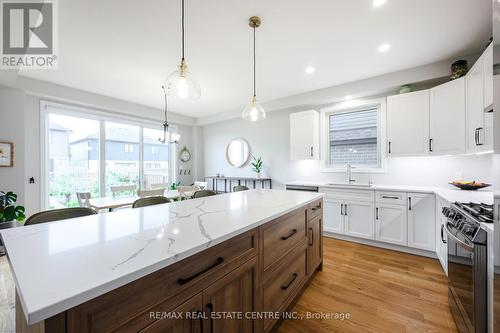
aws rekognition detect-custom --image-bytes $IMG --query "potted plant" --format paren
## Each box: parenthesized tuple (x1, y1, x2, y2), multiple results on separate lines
(0, 191, 26, 255)
(251, 156, 263, 178)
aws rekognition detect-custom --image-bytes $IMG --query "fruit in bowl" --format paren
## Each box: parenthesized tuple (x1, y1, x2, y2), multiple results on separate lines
(449, 181, 491, 191)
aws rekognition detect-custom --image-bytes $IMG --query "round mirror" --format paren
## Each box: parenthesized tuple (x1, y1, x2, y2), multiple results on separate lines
(226, 138, 250, 167)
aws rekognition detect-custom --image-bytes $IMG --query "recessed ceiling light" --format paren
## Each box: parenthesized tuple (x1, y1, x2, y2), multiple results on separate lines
(305, 66, 315, 74)
(378, 43, 391, 52)
(372, 0, 387, 7)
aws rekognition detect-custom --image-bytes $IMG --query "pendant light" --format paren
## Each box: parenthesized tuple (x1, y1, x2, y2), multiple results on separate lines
(159, 85, 181, 144)
(165, 0, 201, 100)
(242, 16, 266, 122)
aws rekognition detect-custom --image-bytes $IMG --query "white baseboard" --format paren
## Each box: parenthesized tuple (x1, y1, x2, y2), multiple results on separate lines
(323, 231, 438, 259)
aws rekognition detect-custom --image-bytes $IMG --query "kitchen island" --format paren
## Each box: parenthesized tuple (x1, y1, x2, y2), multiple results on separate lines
(1, 189, 323, 333)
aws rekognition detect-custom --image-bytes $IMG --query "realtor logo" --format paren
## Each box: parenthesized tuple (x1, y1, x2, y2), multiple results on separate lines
(1, 0, 58, 69)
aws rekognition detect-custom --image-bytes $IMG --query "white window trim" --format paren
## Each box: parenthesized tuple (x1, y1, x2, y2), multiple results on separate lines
(319, 97, 387, 173)
(40, 100, 178, 210)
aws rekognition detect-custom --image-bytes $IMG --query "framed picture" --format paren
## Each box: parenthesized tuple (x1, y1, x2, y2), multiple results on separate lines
(0, 142, 13, 167)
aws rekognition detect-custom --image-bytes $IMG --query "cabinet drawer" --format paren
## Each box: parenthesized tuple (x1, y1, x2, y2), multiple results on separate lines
(261, 208, 307, 272)
(375, 191, 407, 205)
(68, 229, 258, 333)
(308, 199, 323, 219)
(263, 246, 307, 329)
(320, 188, 374, 202)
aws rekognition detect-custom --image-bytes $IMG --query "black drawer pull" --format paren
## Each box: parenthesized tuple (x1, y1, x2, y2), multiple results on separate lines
(381, 195, 399, 200)
(281, 273, 298, 290)
(309, 227, 313, 246)
(177, 257, 224, 285)
(281, 229, 297, 240)
(206, 303, 213, 333)
(311, 203, 321, 211)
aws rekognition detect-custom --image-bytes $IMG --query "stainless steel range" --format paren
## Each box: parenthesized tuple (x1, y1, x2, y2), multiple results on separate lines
(442, 202, 492, 333)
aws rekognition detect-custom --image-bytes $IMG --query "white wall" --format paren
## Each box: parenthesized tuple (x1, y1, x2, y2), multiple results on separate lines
(0, 87, 26, 206)
(203, 104, 494, 190)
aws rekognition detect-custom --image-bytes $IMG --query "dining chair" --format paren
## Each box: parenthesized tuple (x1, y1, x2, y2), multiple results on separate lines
(192, 190, 217, 199)
(111, 184, 137, 197)
(233, 185, 249, 192)
(76, 192, 92, 208)
(25, 207, 97, 226)
(137, 189, 165, 198)
(194, 181, 208, 190)
(132, 196, 171, 208)
(150, 182, 169, 190)
(178, 185, 199, 200)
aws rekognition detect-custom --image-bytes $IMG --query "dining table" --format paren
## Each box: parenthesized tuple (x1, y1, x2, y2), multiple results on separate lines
(88, 190, 192, 212)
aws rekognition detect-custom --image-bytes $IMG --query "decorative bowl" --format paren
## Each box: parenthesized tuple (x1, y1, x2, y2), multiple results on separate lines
(449, 181, 491, 191)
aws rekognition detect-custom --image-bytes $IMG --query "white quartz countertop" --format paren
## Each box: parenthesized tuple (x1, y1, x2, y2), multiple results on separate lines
(285, 181, 493, 204)
(1, 189, 323, 325)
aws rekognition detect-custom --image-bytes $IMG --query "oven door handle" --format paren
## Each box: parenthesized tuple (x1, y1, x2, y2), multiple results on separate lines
(445, 223, 474, 251)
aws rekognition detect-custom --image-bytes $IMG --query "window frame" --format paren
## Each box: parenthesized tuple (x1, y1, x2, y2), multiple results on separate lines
(320, 97, 387, 173)
(40, 100, 177, 209)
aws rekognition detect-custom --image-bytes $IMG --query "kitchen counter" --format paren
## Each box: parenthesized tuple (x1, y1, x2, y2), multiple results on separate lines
(285, 181, 493, 204)
(1, 189, 323, 325)
(286, 181, 494, 231)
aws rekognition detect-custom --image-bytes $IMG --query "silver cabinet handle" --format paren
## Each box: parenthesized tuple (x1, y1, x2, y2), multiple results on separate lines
(477, 127, 484, 146)
(382, 195, 399, 200)
(388, 141, 391, 154)
(340, 204, 344, 216)
(310, 146, 314, 157)
(408, 197, 412, 211)
(345, 204, 348, 216)
(376, 207, 379, 220)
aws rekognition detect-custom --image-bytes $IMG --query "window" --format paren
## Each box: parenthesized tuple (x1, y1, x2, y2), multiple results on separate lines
(322, 99, 385, 172)
(47, 113, 100, 209)
(43, 102, 175, 209)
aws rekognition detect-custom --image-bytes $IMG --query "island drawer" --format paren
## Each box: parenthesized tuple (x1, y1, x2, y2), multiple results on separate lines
(262, 245, 307, 331)
(67, 229, 258, 333)
(260, 207, 307, 272)
(308, 199, 323, 219)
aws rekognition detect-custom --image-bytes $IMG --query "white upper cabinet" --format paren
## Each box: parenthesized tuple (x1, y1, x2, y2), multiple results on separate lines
(466, 45, 493, 153)
(484, 43, 493, 109)
(429, 77, 466, 155)
(290, 110, 319, 160)
(387, 90, 430, 157)
(407, 193, 435, 251)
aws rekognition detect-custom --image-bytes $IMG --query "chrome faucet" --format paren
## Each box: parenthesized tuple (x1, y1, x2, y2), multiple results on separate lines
(347, 163, 356, 184)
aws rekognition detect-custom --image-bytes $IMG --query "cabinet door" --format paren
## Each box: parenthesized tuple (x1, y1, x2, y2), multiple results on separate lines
(466, 56, 485, 153)
(484, 44, 493, 109)
(290, 110, 319, 160)
(202, 258, 257, 333)
(375, 203, 407, 246)
(407, 193, 435, 251)
(429, 77, 466, 155)
(139, 294, 203, 333)
(344, 200, 375, 240)
(307, 214, 322, 276)
(387, 90, 430, 156)
(323, 198, 344, 234)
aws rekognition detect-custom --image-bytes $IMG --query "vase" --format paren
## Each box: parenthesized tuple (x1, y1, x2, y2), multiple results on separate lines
(256, 172, 261, 179)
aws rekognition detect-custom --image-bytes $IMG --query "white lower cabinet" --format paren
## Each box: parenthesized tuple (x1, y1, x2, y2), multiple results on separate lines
(344, 200, 375, 240)
(435, 197, 448, 274)
(407, 193, 435, 251)
(375, 203, 407, 246)
(322, 187, 436, 256)
(323, 198, 344, 234)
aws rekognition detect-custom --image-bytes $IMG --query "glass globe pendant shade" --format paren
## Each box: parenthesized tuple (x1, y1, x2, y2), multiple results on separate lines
(165, 60, 201, 100)
(242, 96, 266, 122)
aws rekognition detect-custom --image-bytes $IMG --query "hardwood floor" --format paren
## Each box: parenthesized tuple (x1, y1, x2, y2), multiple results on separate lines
(275, 237, 457, 333)
(0, 256, 14, 333)
(0, 238, 457, 333)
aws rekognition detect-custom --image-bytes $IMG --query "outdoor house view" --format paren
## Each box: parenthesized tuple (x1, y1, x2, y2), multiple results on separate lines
(48, 111, 171, 208)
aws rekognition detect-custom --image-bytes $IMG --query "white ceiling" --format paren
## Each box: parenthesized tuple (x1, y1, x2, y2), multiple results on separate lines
(19, 0, 491, 118)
